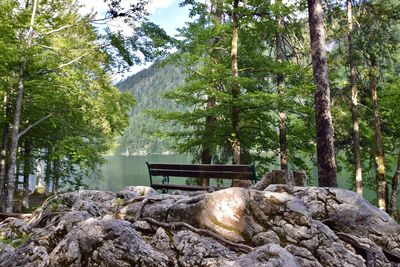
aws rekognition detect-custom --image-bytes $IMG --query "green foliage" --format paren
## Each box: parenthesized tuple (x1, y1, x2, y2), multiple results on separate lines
(0, 0, 142, 192)
(141, 0, 316, 172)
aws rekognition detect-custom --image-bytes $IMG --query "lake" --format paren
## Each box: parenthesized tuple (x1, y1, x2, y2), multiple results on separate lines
(90, 154, 398, 208)
(91, 154, 192, 192)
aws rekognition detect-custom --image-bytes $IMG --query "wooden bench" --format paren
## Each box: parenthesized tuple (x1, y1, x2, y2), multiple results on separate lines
(146, 162, 257, 192)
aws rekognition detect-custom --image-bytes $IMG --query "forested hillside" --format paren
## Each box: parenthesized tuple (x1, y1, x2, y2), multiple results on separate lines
(115, 64, 186, 154)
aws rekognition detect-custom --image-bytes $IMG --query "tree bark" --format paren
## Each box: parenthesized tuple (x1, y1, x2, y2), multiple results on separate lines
(347, 0, 362, 196)
(5, 0, 39, 212)
(15, 159, 20, 191)
(370, 56, 386, 211)
(231, 0, 240, 166)
(0, 91, 11, 212)
(307, 0, 337, 187)
(230, 0, 245, 187)
(276, 0, 288, 170)
(52, 160, 60, 194)
(22, 141, 31, 209)
(36, 154, 43, 190)
(389, 152, 399, 220)
(199, 0, 223, 186)
(44, 156, 52, 196)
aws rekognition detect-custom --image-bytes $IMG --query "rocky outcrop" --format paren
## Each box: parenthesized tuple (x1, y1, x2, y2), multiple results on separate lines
(0, 185, 399, 267)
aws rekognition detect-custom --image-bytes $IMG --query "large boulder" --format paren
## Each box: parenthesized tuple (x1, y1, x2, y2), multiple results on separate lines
(0, 185, 399, 267)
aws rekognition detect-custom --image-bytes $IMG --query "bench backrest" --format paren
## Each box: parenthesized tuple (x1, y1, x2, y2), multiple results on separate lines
(146, 162, 257, 181)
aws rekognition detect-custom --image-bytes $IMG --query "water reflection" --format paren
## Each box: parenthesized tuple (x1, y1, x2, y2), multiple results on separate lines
(93, 155, 192, 192)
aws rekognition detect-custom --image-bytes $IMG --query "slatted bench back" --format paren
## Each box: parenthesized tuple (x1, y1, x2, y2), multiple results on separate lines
(146, 162, 257, 192)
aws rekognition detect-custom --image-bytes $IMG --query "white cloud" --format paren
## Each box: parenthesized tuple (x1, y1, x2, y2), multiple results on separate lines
(78, 0, 177, 36)
(147, 0, 176, 14)
(79, 0, 177, 17)
(78, 0, 108, 18)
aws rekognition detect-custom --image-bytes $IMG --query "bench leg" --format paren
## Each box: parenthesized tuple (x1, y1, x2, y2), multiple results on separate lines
(162, 175, 169, 193)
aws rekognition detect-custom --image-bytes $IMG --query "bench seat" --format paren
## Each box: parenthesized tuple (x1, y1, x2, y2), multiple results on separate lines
(151, 183, 228, 191)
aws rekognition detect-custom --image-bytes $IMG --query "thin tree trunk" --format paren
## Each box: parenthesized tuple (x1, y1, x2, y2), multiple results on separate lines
(230, 0, 244, 187)
(15, 159, 20, 191)
(36, 155, 43, 190)
(370, 56, 386, 211)
(390, 152, 400, 219)
(36, 149, 43, 189)
(0, 92, 11, 212)
(44, 156, 51, 196)
(52, 160, 61, 194)
(22, 141, 31, 209)
(201, 105, 214, 183)
(231, 0, 240, 165)
(276, 0, 288, 170)
(0, 128, 8, 212)
(230, 0, 249, 187)
(347, 0, 362, 196)
(5, 0, 39, 212)
(307, 0, 337, 187)
(199, 0, 223, 186)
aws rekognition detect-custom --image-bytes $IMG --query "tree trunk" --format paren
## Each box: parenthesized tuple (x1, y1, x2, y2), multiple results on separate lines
(231, 0, 240, 166)
(389, 152, 400, 219)
(44, 156, 52, 196)
(199, 0, 223, 186)
(0, 92, 11, 212)
(370, 56, 386, 211)
(22, 141, 31, 209)
(36, 155, 43, 190)
(230, 0, 245, 187)
(52, 160, 61, 194)
(5, 0, 39, 213)
(307, 0, 337, 187)
(347, 0, 362, 196)
(276, 1, 288, 170)
(15, 159, 20, 191)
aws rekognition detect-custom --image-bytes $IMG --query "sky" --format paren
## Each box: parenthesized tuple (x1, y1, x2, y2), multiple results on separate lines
(79, 0, 191, 80)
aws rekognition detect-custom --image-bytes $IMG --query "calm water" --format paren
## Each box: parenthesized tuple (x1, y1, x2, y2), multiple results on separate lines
(92, 154, 192, 192)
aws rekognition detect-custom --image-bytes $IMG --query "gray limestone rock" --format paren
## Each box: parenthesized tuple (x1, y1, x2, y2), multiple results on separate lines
(0, 186, 399, 267)
(172, 230, 237, 266)
(48, 218, 170, 267)
(223, 244, 300, 267)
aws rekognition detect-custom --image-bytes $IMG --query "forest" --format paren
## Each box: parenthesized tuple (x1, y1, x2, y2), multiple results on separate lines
(121, 0, 400, 218)
(115, 64, 186, 155)
(0, 0, 399, 221)
(1, 1, 400, 266)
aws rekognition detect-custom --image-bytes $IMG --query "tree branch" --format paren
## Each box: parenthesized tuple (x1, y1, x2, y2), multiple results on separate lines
(39, 50, 93, 75)
(18, 113, 53, 139)
(143, 217, 254, 253)
(42, 24, 74, 36)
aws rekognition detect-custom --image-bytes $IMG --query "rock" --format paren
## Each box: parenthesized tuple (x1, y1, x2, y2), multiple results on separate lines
(150, 227, 176, 258)
(0, 186, 398, 267)
(0, 218, 29, 240)
(251, 230, 281, 246)
(223, 244, 300, 266)
(266, 185, 400, 259)
(172, 230, 237, 266)
(252, 170, 307, 191)
(122, 186, 157, 196)
(71, 200, 107, 217)
(133, 220, 152, 232)
(48, 218, 170, 267)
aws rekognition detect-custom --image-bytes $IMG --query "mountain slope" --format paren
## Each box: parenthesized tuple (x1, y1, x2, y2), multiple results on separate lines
(115, 64, 185, 154)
